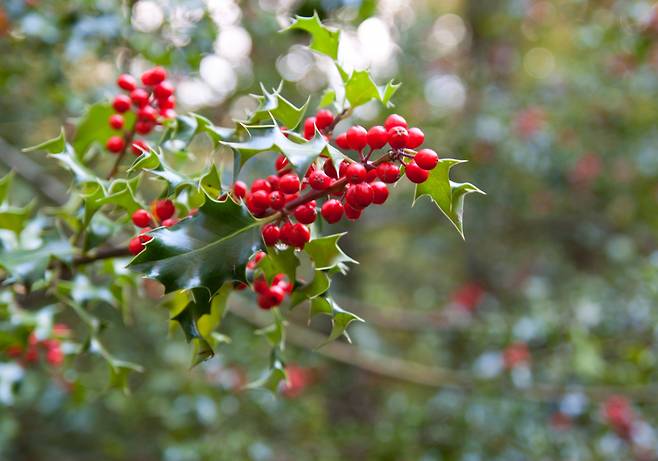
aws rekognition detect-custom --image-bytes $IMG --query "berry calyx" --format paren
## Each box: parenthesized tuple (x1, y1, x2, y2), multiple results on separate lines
(345, 163, 367, 184)
(132, 209, 151, 228)
(315, 109, 334, 129)
(279, 174, 300, 194)
(414, 148, 439, 170)
(346, 125, 368, 151)
(308, 170, 332, 190)
(321, 199, 343, 223)
(262, 223, 280, 246)
(405, 161, 429, 183)
(155, 199, 175, 221)
(371, 181, 389, 205)
(106, 136, 125, 153)
(109, 114, 124, 130)
(406, 127, 425, 149)
(376, 162, 401, 183)
(117, 74, 137, 92)
(387, 126, 409, 149)
(384, 113, 408, 131)
(294, 204, 317, 224)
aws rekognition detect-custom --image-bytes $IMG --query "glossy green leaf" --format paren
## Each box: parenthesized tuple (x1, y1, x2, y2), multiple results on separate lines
(318, 88, 336, 108)
(128, 148, 195, 195)
(310, 296, 363, 344)
(258, 247, 300, 283)
(23, 128, 67, 155)
(163, 113, 235, 148)
(0, 237, 73, 286)
(128, 197, 263, 295)
(73, 102, 135, 155)
(246, 359, 287, 393)
(290, 270, 330, 307)
(0, 171, 14, 204)
(283, 13, 340, 59)
(343, 69, 400, 109)
(199, 164, 222, 199)
(304, 233, 356, 270)
(246, 83, 309, 129)
(413, 159, 485, 239)
(0, 203, 34, 235)
(255, 308, 286, 349)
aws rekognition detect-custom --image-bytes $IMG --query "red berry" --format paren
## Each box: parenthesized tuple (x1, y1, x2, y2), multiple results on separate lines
(346, 125, 368, 151)
(308, 170, 332, 190)
(406, 127, 425, 149)
(384, 114, 408, 131)
(254, 277, 270, 295)
(266, 175, 280, 191)
(371, 181, 389, 204)
(366, 168, 379, 183)
(275, 154, 289, 172)
(304, 117, 316, 140)
(159, 96, 176, 110)
(268, 191, 285, 210)
(253, 251, 266, 264)
(233, 181, 247, 199)
(135, 121, 154, 135)
(155, 199, 175, 221)
(315, 109, 334, 129)
(246, 195, 266, 214)
(137, 105, 158, 122)
(279, 174, 300, 194)
(266, 285, 286, 305)
(251, 178, 272, 194)
(294, 204, 317, 224)
(388, 126, 409, 149)
(345, 183, 373, 209)
(117, 74, 137, 92)
(376, 162, 401, 183)
(109, 114, 124, 130)
(345, 163, 367, 184)
(367, 125, 388, 149)
(131, 139, 149, 156)
(344, 203, 362, 221)
(257, 293, 275, 309)
(338, 161, 349, 178)
(128, 237, 145, 255)
(139, 228, 153, 242)
(279, 221, 294, 245)
(130, 88, 150, 107)
(250, 190, 270, 209)
(112, 94, 131, 113)
(273, 274, 293, 293)
(415, 149, 439, 170)
(335, 132, 349, 150)
(141, 67, 167, 86)
(162, 218, 178, 227)
(106, 136, 125, 153)
(323, 159, 338, 178)
(154, 81, 174, 99)
(289, 223, 311, 248)
(321, 199, 343, 223)
(405, 161, 429, 183)
(46, 345, 64, 366)
(132, 209, 151, 227)
(262, 223, 280, 246)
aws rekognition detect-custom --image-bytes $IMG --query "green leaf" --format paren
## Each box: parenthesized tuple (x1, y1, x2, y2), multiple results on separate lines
(318, 88, 336, 108)
(283, 13, 340, 60)
(304, 233, 356, 270)
(413, 159, 485, 238)
(23, 128, 66, 154)
(310, 296, 363, 344)
(73, 102, 135, 156)
(199, 164, 222, 199)
(246, 83, 309, 129)
(90, 337, 143, 394)
(290, 270, 330, 307)
(0, 237, 73, 286)
(128, 148, 195, 195)
(172, 288, 216, 364)
(0, 203, 34, 235)
(129, 197, 263, 295)
(343, 69, 400, 109)
(162, 113, 235, 148)
(246, 359, 287, 393)
(258, 247, 300, 283)
(0, 171, 14, 204)
(255, 308, 286, 349)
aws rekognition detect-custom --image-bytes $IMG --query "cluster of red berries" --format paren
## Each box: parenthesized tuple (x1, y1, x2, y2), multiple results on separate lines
(241, 251, 293, 309)
(106, 67, 175, 156)
(5, 324, 70, 367)
(128, 199, 178, 255)
(232, 113, 439, 249)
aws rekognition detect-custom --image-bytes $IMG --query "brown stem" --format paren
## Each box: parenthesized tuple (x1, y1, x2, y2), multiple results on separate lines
(107, 127, 136, 180)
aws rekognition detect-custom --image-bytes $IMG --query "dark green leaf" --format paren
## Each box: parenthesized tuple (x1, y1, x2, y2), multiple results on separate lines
(246, 83, 309, 129)
(283, 13, 340, 60)
(73, 103, 135, 156)
(304, 233, 356, 270)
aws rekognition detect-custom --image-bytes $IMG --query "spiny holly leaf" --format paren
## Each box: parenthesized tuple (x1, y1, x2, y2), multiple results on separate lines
(413, 159, 485, 239)
(255, 309, 286, 349)
(199, 164, 222, 198)
(245, 83, 309, 129)
(0, 171, 14, 204)
(304, 233, 356, 271)
(162, 113, 235, 148)
(0, 203, 34, 235)
(0, 236, 73, 287)
(258, 247, 300, 283)
(318, 88, 336, 109)
(73, 102, 135, 155)
(310, 296, 363, 345)
(342, 69, 400, 109)
(128, 147, 195, 195)
(89, 337, 143, 394)
(172, 288, 215, 364)
(246, 359, 287, 393)
(23, 128, 67, 155)
(128, 197, 263, 295)
(290, 270, 330, 307)
(284, 13, 340, 60)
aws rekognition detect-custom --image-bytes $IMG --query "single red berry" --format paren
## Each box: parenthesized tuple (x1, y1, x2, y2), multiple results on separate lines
(405, 161, 429, 183)
(253, 277, 270, 295)
(266, 285, 286, 306)
(128, 237, 145, 255)
(262, 223, 280, 246)
(131, 139, 149, 156)
(130, 88, 150, 107)
(345, 163, 367, 184)
(367, 125, 388, 149)
(46, 345, 64, 366)
(289, 223, 311, 248)
(234, 281, 248, 291)
(266, 175, 280, 191)
(106, 136, 125, 153)
(294, 204, 317, 224)
(253, 251, 266, 264)
(132, 209, 151, 227)
(338, 161, 349, 178)
(346, 183, 374, 209)
(315, 109, 334, 129)
(279, 221, 294, 245)
(154, 81, 174, 99)
(366, 168, 379, 183)
(346, 125, 368, 151)
(388, 126, 409, 149)
(250, 190, 270, 209)
(371, 181, 389, 204)
(117, 74, 137, 92)
(321, 199, 343, 223)
(137, 105, 158, 122)
(233, 181, 247, 199)
(246, 195, 266, 215)
(304, 117, 316, 140)
(112, 94, 131, 113)
(159, 96, 176, 110)
(109, 114, 124, 130)
(406, 127, 425, 149)
(275, 154, 290, 172)
(162, 218, 178, 227)
(376, 162, 401, 183)
(335, 132, 349, 150)
(135, 121, 154, 135)
(257, 293, 275, 310)
(308, 170, 332, 190)
(273, 274, 293, 293)
(415, 148, 439, 170)
(155, 199, 175, 221)
(384, 114, 408, 131)
(251, 178, 272, 194)
(268, 191, 285, 210)
(141, 67, 167, 86)
(323, 159, 338, 178)
(344, 203, 362, 221)
(279, 174, 300, 194)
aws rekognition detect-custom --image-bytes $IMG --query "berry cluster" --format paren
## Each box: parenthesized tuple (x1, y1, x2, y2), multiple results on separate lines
(106, 67, 176, 156)
(5, 324, 70, 367)
(128, 199, 178, 255)
(232, 113, 440, 250)
(243, 251, 293, 309)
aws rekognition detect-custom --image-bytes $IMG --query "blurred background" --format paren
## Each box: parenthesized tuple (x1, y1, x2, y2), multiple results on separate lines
(3, 0, 658, 460)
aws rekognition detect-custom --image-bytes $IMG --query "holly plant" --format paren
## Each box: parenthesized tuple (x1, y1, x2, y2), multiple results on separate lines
(0, 15, 482, 394)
